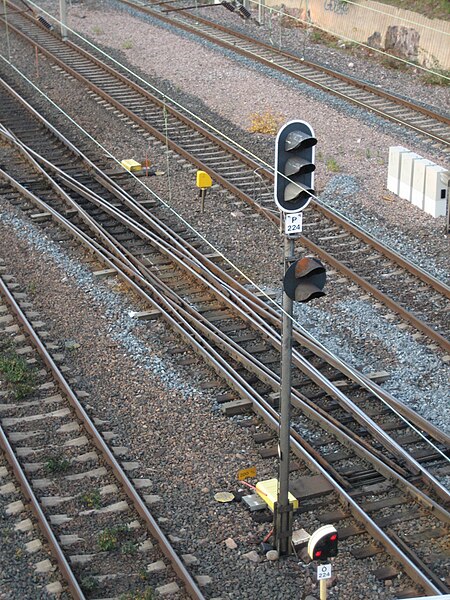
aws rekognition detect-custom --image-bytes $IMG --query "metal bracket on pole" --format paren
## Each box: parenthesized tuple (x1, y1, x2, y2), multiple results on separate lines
(274, 501, 294, 555)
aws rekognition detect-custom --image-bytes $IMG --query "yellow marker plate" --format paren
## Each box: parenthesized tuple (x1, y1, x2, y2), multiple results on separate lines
(214, 492, 235, 503)
(196, 170, 213, 189)
(238, 467, 257, 481)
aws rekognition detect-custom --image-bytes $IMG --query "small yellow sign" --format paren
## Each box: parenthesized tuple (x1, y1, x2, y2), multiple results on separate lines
(238, 466, 257, 481)
(196, 170, 212, 189)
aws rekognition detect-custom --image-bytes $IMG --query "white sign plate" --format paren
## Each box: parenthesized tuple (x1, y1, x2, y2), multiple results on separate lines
(317, 564, 332, 580)
(285, 213, 303, 237)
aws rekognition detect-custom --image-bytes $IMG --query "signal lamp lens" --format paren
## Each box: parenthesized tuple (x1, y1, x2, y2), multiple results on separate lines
(330, 534, 337, 541)
(315, 550, 322, 558)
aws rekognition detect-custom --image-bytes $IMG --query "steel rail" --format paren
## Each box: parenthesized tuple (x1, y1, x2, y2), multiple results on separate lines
(0, 270, 206, 600)
(1, 21, 449, 354)
(1, 196, 445, 595)
(1, 85, 448, 492)
(0, 419, 85, 599)
(2, 108, 449, 501)
(1, 63, 448, 464)
(37, 152, 450, 458)
(2, 142, 449, 510)
(124, 207, 450, 449)
(167, 244, 449, 449)
(2, 12, 448, 300)
(119, 0, 450, 136)
(1, 124, 448, 593)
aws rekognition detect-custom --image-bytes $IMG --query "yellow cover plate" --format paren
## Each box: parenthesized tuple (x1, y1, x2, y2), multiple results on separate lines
(121, 159, 142, 172)
(255, 478, 298, 512)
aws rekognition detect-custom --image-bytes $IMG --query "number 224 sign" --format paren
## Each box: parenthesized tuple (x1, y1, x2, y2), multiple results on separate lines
(284, 213, 303, 237)
(317, 564, 332, 580)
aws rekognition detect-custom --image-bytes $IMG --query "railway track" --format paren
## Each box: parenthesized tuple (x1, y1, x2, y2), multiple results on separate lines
(0, 75, 449, 597)
(1, 4, 449, 353)
(0, 275, 205, 599)
(116, 0, 450, 156)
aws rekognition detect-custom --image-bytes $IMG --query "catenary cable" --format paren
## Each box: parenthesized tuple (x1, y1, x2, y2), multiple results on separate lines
(0, 55, 448, 464)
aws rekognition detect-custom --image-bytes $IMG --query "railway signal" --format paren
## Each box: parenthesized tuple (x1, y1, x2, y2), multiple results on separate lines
(274, 120, 317, 214)
(274, 120, 325, 558)
(308, 525, 338, 600)
(308, 525, 338, 561)
(283, 257, 326, 303)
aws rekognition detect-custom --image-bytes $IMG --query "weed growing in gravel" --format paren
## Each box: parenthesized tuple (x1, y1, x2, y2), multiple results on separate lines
(92, 26, 103, 35)
(98, 525, 129, 551)
(0, 352, 36, 400)
(248, 111, 284, 135)
(326, 157, 341, 173)
(44, 456, 70, 473)
(421, 57, 450, 86)
(309, 28, 340, 48)
(98, 528, 119, 551)
(81, 490, 102, 509)
(122, 40, 133, 50)
(121, 541, 138, 555)
(81, 576, 98, 592)
(381, 52, 409, 71)
(120, 590, 154, 600)
(28, 280, 37, 295)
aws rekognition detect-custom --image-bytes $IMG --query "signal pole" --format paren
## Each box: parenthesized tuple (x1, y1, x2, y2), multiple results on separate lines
(275, 232, 295, 555)
(59, 0, 68, 39)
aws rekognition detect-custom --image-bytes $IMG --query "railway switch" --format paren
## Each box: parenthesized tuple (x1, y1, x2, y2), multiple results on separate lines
(283, 256, 326, 303)
(274, 120, 317, 213)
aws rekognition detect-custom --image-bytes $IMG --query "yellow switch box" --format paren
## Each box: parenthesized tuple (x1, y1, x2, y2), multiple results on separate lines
(121, 159, 142, 172)
(196, 170, 212, 189)
(255, 478, 298, 512)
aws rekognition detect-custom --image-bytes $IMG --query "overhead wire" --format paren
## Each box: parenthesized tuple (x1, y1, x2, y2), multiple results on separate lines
(327, 0, 449, 34)
(1, 55, 448, 465)
(246, 0, 450, 80)
(1, 4, 448, 316)
(2, 3, 449, 458)
(5, 0, 449, 275)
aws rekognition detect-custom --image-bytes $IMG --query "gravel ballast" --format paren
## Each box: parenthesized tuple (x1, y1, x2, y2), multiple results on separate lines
(0, 206, 414, 600)
(0, 3, 449, 597)
(3, 0, 448, 426)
